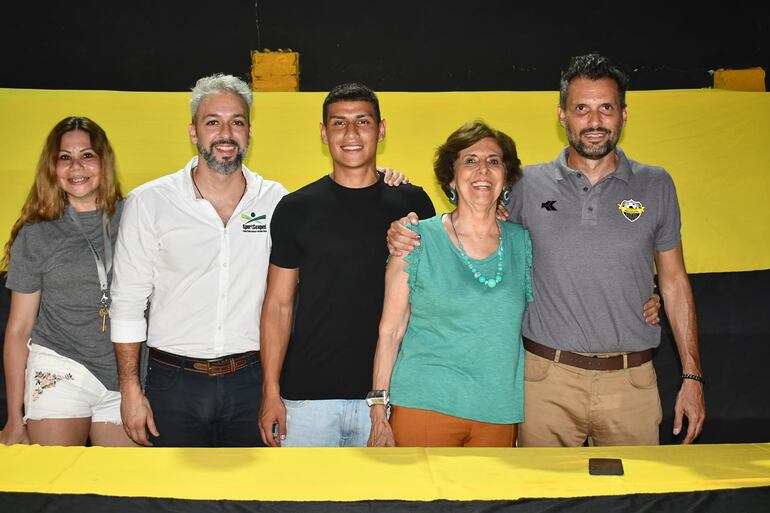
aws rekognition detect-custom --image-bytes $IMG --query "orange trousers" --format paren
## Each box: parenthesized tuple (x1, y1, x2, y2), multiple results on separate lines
(390, 405, 516, 447)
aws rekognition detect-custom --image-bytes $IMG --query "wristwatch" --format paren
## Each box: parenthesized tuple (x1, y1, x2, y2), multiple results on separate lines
(365, 389, 390, 407)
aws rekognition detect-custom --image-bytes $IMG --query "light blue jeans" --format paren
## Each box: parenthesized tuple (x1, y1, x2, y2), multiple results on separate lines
(281, 399, 371, 447)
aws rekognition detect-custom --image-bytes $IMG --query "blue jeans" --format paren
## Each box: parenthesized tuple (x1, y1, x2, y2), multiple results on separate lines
(281, 399, 371, 447)
(144, 356, 264, 447)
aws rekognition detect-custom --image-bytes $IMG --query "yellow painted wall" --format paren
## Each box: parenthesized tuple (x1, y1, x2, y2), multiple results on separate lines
(0, 88, 768, 273)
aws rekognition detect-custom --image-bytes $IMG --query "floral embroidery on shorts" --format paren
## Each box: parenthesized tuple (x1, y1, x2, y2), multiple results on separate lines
(32, 371, 74, 401)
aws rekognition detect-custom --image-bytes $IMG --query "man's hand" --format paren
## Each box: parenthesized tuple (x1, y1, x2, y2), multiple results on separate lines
(0, 420, 30, 445)
(378, 168, 409, 187)
(496, 203, 510, 221)
(259, 393, 287, 447)
(643, 292, 661, 325)
(367, 406, 395, 447)
(673, 378, 706, 444)
(120, 385, 158, 446)
(386, 212, 421, 257)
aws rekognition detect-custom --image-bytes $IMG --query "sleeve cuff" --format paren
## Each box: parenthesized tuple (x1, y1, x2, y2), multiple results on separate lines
(110, 319, 148, 343)
(655, 236, 682, 253)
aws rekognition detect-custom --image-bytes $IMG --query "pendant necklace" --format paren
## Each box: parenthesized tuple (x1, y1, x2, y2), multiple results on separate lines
(449, 212, 504, 288)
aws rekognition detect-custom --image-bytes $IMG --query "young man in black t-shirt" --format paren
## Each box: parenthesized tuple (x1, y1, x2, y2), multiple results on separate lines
(258, 83, 435, 447)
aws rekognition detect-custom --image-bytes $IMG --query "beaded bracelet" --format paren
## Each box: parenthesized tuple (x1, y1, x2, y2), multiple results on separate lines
(682, 373, 705, 385)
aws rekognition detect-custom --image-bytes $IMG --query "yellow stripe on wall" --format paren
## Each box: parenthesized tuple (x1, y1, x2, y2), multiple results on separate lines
(1, 88, 768, 273)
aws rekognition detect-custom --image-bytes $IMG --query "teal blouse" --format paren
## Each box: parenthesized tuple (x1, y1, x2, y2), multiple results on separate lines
(390, 214, 532, 424)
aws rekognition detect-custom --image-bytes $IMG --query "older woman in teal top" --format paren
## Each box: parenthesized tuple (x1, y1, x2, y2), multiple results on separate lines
(368, 121, 531, 447)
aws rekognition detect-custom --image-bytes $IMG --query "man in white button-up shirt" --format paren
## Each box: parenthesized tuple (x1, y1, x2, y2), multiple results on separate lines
(110, 74, 287, 447)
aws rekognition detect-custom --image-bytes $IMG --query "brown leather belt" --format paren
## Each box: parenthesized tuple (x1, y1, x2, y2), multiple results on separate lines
(523, 338, 653, 371)
(149, 348, 260, 376)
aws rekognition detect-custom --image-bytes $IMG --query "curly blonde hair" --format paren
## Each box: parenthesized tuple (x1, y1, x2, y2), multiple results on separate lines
(1, 116, 123, 271)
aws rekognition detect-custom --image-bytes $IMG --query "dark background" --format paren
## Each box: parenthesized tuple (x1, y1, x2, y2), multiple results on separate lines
(1, 2, 768, 92)
(1, 2, 769, 443)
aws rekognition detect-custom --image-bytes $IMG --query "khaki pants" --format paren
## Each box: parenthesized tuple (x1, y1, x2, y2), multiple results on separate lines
(390, 405, 516, 447)
(518, 351, 662, 447)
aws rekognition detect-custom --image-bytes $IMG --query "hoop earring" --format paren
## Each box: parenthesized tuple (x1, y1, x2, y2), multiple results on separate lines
(500, 187, 511, 206)
(448, 187, 458, 205)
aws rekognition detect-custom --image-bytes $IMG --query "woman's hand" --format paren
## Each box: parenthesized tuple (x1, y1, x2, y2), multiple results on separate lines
(643, 291, 661, 325)
(0, 419, 30, 446)
(367, 405, 395, 447)
(496, 203, 510, 221)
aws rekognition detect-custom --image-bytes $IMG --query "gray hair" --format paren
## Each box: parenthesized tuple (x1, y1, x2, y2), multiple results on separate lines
(190, 74, 253, 121)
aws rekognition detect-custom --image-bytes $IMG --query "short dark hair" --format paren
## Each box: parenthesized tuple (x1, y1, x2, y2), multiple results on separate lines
(322, 82, 381, 124)
(434, 121, 522, 200)
(559, 53, 629, 109)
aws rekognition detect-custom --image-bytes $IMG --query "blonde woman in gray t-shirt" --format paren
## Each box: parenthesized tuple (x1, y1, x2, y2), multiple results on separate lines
(0, 117, 134, 446)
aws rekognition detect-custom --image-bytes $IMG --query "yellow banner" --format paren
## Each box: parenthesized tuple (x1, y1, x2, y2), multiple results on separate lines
(1, 88, 768, 273)
(1, 444, 769, 500)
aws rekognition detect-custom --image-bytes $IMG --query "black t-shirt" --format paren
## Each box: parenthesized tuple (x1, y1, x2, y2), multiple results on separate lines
(270, 174, 435, 399)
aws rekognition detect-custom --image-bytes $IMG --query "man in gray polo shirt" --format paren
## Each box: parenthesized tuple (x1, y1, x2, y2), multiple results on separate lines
(388, 53, 705, 446)
(510, 54, 704, 447)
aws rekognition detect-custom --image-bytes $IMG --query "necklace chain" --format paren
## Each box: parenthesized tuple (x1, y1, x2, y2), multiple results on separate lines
(191, 168, 205, 199)
(191, 167, 246, 204)
(449, 212, 504, 289)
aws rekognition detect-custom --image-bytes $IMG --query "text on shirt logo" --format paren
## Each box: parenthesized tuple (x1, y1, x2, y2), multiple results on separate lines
(617, 199, 645, 222)
(241, 211, 267, 233)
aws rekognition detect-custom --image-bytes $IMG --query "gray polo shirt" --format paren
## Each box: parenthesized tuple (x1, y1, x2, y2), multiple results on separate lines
(508, 147, 681, 353)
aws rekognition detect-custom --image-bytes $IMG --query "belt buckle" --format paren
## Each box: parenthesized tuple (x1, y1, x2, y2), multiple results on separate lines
(206, 358, 234, 376)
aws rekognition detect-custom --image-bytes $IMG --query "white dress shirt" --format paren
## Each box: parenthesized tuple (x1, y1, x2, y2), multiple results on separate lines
(110, 157, 287, 358)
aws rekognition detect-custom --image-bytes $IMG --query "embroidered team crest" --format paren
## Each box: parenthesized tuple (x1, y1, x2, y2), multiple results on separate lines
(617, 199, 645, 222)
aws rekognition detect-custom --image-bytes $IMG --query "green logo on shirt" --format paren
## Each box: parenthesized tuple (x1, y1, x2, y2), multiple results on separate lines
(242, 211, 267, 232)
(241, 212, 266, 224)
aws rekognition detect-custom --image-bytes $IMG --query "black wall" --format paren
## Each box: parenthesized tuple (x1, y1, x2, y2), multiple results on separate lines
(1, 2, 768, 92)
(656, 271, 770, 444)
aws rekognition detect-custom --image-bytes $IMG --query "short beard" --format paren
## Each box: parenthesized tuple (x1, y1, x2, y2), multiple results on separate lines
(566, 126, 619, 160)
(198, 139, 247, 176)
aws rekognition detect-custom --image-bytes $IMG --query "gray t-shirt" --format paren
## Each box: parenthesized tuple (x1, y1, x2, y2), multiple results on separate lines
(508, 148, 681, 353)
(6, 202, 123, 390)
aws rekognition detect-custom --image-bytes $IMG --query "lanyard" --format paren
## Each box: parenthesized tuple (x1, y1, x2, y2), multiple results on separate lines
(67, 208, 112, 304)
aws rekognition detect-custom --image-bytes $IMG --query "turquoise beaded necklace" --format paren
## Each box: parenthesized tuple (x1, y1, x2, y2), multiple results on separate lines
(449, 212, 504, 288)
